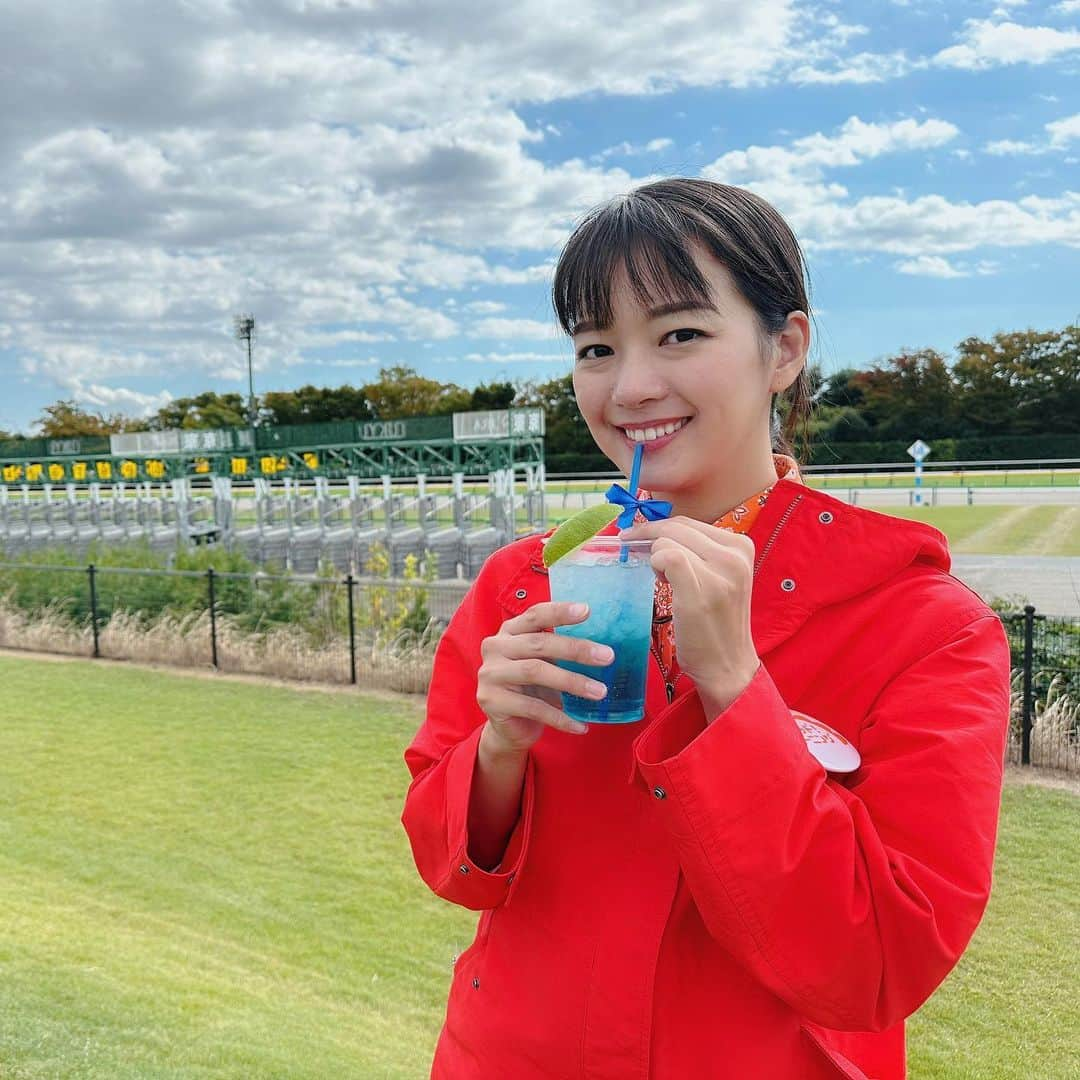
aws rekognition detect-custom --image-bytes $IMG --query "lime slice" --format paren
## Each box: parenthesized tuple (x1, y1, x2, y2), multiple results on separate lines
(542, 503, 622, 568)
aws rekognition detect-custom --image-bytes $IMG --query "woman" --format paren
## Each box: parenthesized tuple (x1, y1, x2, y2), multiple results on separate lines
(402, 179, 1010, 1079)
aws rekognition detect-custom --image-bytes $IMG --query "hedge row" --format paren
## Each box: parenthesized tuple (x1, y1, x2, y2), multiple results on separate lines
(546, 434, 1080, 474)
(806, 433, 1080, 467)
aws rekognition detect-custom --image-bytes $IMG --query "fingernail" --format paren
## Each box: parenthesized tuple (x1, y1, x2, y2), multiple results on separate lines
(587, 681, 608, 698)
(569, 603, 588, 617)
(591, 645, 614, 663)
(571, 721, 589, 734)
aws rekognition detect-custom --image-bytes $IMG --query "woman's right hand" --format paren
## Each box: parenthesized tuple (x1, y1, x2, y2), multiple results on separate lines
(476, 601, 614, 753)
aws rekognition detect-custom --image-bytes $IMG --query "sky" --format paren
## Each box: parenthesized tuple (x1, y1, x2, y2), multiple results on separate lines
(0, 0, 1078, 435)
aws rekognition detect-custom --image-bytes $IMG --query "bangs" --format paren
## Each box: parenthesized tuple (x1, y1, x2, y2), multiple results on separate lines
(552, 197, 714, 336)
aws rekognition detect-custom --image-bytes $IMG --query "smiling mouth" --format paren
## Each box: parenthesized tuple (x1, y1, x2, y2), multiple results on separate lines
(617, 417, 692, 444)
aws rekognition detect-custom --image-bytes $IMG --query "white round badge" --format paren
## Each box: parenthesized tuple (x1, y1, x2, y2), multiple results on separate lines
(791, 711, 861, 774)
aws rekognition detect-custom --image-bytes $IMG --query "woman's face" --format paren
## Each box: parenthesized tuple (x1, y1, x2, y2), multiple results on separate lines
(571, 245, 807, 517)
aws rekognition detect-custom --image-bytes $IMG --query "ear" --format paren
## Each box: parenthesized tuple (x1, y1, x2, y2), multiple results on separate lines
(768, 311, 810, 394)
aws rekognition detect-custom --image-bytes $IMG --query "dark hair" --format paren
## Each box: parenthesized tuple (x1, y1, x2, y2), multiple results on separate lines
(552, 178, 814, 458)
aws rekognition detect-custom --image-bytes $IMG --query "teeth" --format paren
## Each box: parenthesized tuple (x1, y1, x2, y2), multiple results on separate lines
(622, 418, 689, 442)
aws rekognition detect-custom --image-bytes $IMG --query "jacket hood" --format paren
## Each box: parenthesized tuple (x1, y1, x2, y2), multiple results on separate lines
(744, 480, 953, 653)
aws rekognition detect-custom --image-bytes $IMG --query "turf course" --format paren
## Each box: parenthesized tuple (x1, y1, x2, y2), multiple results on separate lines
(0, 657, 1076, 1078)
(543, 503, 1080, 556)
(872, 505, 1080, 557)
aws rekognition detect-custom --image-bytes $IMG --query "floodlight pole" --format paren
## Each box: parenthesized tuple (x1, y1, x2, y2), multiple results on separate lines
(245, 334, 255, 422)
(233, 314, 257, 427)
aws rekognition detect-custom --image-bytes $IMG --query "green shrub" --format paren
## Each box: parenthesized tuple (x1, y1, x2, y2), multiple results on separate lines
(356, 543, 438, 646)
(0, 541, 326, 637)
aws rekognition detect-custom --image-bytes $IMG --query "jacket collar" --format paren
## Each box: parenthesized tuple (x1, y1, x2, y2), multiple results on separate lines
(746, 479, 951, 654)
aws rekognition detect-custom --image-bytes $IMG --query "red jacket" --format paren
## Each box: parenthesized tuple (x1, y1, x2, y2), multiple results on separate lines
(402, 481, 1010, 1079)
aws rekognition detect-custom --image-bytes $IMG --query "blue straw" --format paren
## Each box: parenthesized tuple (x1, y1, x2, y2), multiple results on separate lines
(619, 443, 644, 564)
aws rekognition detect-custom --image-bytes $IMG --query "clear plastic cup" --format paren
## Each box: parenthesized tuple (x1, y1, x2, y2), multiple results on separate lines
(548, 537, 655, 723)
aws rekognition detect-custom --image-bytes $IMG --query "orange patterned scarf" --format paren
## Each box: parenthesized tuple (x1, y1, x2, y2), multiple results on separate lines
(641, 454, 803, 687)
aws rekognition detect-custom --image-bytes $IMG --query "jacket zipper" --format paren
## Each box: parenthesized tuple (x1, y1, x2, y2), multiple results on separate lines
(753, 493, 804, 577)
(660, 493, 805, 704)
(653, 639, 678, 704)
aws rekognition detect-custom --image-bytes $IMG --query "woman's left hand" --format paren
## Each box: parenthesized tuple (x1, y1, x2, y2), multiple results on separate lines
(619, 517, 761, 716)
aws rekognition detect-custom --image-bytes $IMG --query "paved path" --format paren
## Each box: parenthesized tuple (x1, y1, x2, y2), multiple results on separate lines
(950, 555, 1080, 617)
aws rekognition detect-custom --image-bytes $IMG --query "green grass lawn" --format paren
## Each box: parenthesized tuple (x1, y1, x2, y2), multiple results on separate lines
(908, 781, 1080, 1079)
(0, 656, 1076, 1078)
(544, 503, 1080, 556)
(0, 657, 474, 1079)
(878, 505, 1080, 557)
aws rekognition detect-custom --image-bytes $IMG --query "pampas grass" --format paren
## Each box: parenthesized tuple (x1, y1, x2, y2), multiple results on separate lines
(0, 595, 437, 695)
(1008, 670, 1080, 773)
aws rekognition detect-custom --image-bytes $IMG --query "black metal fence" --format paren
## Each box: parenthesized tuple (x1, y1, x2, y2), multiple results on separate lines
(1000, 606, 1080, 771)
(0, 561, 469, 694)
(2, 560, 1078, 770)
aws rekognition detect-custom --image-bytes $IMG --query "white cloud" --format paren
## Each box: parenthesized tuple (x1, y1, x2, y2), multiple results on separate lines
(464, 301, 508, 314)
(74, 382, 174, 414)
(15, 342, 176, 414)
(703, 115, 960, 202)
(935, 20, 1080, 69)
(703, 116, 1080, 258)
(296, 357, 381, 368)
(983, 113, 1080, 155)
(468, 318, 560, 340)
(1, 0, 805, 415)
(1047, 113, 1080, 146)
(985, 138, 1042, 155)
(790, 51, 917, 85)
(895, 255, 968, 278)
(1052, 1, 1080, 14)
(0, 1, 1077, 422)
(462, 351, 569, 364)
(594, 138, 675, 161)
(292, 329, 394, 347)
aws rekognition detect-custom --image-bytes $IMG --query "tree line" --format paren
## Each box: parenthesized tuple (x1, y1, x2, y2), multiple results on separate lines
(4, 325, 1077, 466)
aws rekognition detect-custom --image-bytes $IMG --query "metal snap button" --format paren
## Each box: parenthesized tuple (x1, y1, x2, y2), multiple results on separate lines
(653, 787, 666, 800)
(819, 512, 834, 524)
(458, 864, 470, 875)
(515, 589, 527, 599)
(472, 977, 481, 989)
(781, 578, 796, 592)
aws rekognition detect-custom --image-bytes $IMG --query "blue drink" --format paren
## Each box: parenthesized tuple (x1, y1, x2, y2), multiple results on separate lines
(548, 538, 655, 724)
